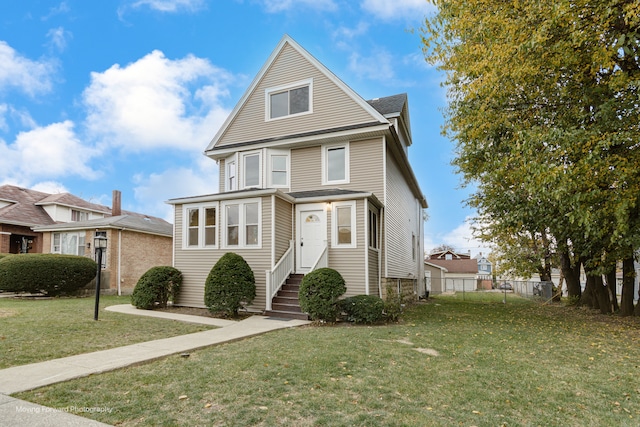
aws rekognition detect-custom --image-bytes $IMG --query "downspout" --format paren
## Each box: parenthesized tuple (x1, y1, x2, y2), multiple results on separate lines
(271, 195, 275, 267)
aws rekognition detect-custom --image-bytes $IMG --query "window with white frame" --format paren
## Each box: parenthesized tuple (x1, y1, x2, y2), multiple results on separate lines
(183, 204, 218, 249)
(322, 143, 349, 185)
(241, 151, 262, 188)
(266, 79, 312, 120)
(332, 201, 356, 248)
(268, 151, 289, 188)
(223, 199, 261, 248)
(225, 155, 237, 192)
(52, 232, 86, 256)
(71, 210, 89, 222)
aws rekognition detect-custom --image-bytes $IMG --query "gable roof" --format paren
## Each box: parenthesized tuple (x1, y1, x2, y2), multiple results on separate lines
(426, 258, 479, 274)
(35, 192, 112, 215)
(0, 185, 55, 227)
(32, 215, 173, 237)
(204, 34, 389, 155)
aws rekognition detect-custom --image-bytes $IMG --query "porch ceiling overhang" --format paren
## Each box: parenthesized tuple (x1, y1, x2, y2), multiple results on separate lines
(166, 188, 295, 205)
(288, 189, 383, 208)
(204, 122, 389, 160)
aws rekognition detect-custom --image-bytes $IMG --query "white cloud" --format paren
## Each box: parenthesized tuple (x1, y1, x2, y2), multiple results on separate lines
(46, 27, 72, 52)
(348, 50, 395, 81)
(0, 41, 57, 97)
(30, 181, 69, 194)
(132, 160, 219, 222)
(41, 2, 71, 21)
(361, 0, 433, 21)
(425, 217, 492, 258)
(0, 104, 7, 132)
(130, 0, 206, 12)
(0, 121, 99, 182)
(261, 0, 337, 13)
(83, 50, 232, 152)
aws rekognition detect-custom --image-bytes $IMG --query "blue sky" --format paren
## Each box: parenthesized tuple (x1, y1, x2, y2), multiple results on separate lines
(0, 0, 487, 256)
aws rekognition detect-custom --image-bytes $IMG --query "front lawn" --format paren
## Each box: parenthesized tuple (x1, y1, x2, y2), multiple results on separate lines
(17, 293, 640, 426)
(0, 295, 212, 369)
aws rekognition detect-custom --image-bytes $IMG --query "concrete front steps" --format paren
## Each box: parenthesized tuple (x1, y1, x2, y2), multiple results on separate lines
(264, 274, 309, 320)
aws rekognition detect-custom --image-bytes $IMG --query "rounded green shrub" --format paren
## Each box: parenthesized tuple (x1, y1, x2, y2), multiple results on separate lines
(204, 253, 256, 317)
(340, 294, 385, 324)
(0, 254, 97, 296)
(131, 266, 183, 309)
(298, 268, 346, 322)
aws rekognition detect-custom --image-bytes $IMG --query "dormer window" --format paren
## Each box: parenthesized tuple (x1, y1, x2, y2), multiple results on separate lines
(71, 210, 88, 222)
(266, 79, 313, 121)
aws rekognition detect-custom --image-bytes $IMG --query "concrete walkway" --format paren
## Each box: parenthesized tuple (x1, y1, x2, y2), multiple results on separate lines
(0, 304, 309, 426)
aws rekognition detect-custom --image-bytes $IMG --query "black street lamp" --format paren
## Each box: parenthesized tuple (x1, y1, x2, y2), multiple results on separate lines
(94, 234, 107, 321)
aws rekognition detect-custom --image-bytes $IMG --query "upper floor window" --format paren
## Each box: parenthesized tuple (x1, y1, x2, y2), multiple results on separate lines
(71, 210, 89, 222)
(268, 149, 289, 188)
(241, 151, 262, 188)
(225, 155, 237, 192)
(183, 204, 218, 249)
(322, 143, 350, 185)
(266, 79, 313, 121)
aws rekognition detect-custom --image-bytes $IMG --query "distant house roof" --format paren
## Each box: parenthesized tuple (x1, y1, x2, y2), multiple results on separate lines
(33, 215, 173, 237)
(428, 249, 471, 260)
(426, 258, 479, 274)
(367, 93, 407, 116)
(35, 192, 111, 214)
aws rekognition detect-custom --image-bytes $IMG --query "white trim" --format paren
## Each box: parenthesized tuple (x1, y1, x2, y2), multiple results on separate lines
(331, 200, 357, 249)
(221, 198, 262, 249)
(265, 78, 313, 122)
(181, 202, 219, 250)
(364, 197, 369, 295)
(322, 142, 350, 185)
(271, 194, 275, 267)
(382, 136, 388, 278)
(267, 148, 290, 189)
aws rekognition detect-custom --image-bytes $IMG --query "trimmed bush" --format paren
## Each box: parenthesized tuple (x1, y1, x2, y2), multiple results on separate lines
(340, 294, 385, 324)
(0, 254, 11, 261)
(0, 254, 97, 296)
(298, 268, 346, 322)
(204, 253, 256, 317)
(131, 266, 183, 309)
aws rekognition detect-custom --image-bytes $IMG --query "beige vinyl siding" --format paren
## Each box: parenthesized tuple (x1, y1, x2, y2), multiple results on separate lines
(173, 197, 273, 310)
(327, 199, 366, 297)
(216, 43, 377, 147)
(290, 138, 384, 197)
(219, 158, 226, 193)
(368, 247, 380, 296)
(385, 148, 421, 279)
(274, 196, 293, 261)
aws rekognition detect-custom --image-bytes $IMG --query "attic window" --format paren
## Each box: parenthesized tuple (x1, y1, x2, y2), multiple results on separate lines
(266, 79, 312, 121)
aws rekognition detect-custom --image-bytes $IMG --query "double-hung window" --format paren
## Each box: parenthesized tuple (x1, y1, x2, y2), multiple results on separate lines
(225, 154, 237, 192)
(368, 208, 378, 249)
(184, 204, 218, 249)
(331, 201, 356, 248)
(268, 149, 289, 188)
(266, 79, 313, 121)
(322, 143, 349, 185)
(71, 210, 89, 222)
(223, 198, 261, 249)
(241, 151, 262, 188)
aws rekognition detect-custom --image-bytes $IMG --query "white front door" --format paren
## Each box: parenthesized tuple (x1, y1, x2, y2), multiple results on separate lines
(296, 204, 327, 272)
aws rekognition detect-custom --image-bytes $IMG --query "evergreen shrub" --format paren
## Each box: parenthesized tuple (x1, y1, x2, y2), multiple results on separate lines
(131, 266, 183, 309)
(204, 253, 256, 317)
(340, 294, 385, 324)
(298, 268, 346, 322)
(0, 254, 96, 296)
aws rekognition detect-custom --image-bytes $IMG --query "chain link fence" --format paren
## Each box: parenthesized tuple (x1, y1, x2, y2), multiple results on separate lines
(427, 277, 555, 299)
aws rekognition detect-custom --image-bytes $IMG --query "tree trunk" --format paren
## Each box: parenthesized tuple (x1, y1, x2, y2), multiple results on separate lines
(621, 254, 636, 316)
(579, 274, 596, 308)
(560, 250, 581, 299)
(594, 275, 611, 315)
(605, 269, 619, 313)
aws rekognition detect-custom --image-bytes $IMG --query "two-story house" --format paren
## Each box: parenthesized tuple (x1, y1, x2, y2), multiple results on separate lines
(168, 35, 427, 317)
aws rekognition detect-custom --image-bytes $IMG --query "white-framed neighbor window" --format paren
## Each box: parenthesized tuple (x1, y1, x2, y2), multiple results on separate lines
(331, 201, 356, 248)
(225, 154, 238, 192)
(265, 78, 313, 121)
(222, 198, 261, 249)
(94, 231, 107, 268)
(183, 203, 218, 249)
(52, 232, 86, 256)
(71, 210, 89, 222)
(268, 149, 289, 188)
(241, 151, 262, 189)
(322, 143, 349, 185)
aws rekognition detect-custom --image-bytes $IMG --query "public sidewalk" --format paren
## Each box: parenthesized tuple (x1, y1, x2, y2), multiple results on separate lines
(0, 304, 309, 426)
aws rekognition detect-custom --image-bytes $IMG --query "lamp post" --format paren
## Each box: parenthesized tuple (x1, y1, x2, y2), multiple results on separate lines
(94, 234, 107, 321)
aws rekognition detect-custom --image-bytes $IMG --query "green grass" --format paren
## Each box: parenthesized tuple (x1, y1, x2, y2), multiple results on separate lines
(16, 292, 640, 426)
(0, 295, 211, 368)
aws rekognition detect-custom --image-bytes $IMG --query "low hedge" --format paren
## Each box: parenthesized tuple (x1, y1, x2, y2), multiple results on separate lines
(340, 294, 385, 324)
(298, 268, 346, 322)
(131, 266, 183, 309)
(0, 254, 97, 296)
